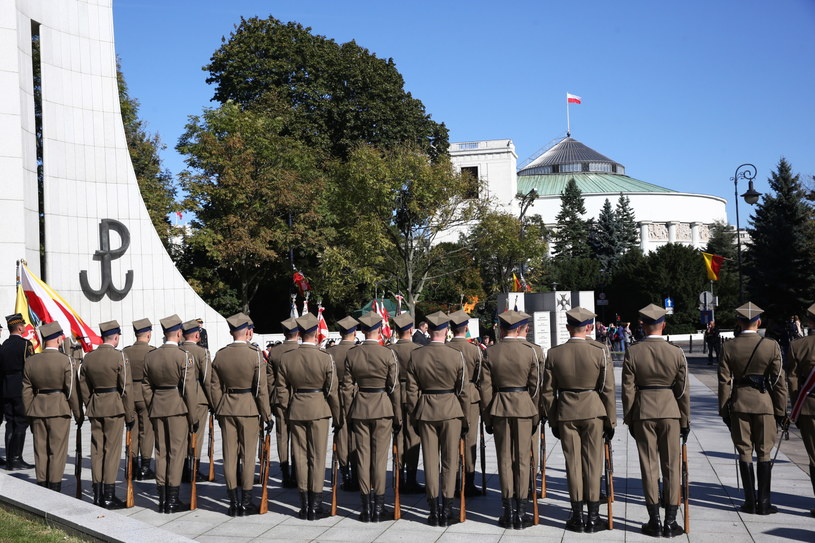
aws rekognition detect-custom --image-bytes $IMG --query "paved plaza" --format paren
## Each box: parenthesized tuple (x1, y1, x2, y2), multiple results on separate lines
(1, 350, 814, 542)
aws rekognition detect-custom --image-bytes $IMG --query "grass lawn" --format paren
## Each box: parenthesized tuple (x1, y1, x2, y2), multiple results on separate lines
(0, 506, 88, 542)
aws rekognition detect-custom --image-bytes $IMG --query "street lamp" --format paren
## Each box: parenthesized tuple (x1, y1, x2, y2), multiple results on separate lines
(732, 163, 762, 303)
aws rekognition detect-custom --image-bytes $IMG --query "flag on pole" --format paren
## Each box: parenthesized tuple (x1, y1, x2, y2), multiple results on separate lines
(567, 93, 582, 104)
(289, 294, 299, 319)
(293, 271, 311, 297)
(791, 365, 815, 423)
(512, 273, 522, 292)
(316, 303, 329, 344)
(702, 252, 725, 281)
(302, 292, 309, 317)
(372, 299, 392, 342)
(394, 294, 404, 316)
(15, 282, 41, 352)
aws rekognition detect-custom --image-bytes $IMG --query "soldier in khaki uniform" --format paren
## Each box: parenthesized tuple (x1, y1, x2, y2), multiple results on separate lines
(267, 318, 299, 488)
(389, 312, 424, 493)
(718, 302, 787, 515)
(79, 320, 136, 509)
(622, 304, 690, 537)
(22, 322, 83, 491)
(277, 313, 341, 520)
(211, 312, 272, 516)
(518, 314, 546, 500)
(481, 311, 540, 529)
(122, 318, 156, 481)
(327, 316, 359, 491)
(406, 311, 468, 527)
(342, 311, 401, 522)
(541, 307, 616, 533)
(180, 319, 211, 483)
(788, 303, 815, 517)
(448, 310, 484, 498)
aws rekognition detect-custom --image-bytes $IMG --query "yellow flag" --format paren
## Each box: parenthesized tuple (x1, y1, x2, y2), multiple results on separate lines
(15, 284, 42, 352)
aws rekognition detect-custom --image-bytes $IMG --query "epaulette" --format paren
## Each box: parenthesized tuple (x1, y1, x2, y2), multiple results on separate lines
(249, 343, 260, 351)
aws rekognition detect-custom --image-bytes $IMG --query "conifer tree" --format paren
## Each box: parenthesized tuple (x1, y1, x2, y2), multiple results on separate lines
(553, 178, 591, 259)
(616, 194, 639, 251)
(589, 198, 620, 274)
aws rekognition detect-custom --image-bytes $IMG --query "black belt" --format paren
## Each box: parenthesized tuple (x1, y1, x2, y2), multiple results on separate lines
(737, 375, 768, 393)
(132, 378, 143, 383)
(36, 389, 62, 395)
(359, 387, 387, 393)
(94, 387, 119, 394)
(153, 385, 178, 391)
(559, 388, 593, 393)
(399, 379, 407, 383)
(296, 388, 322, 394)
(498, 386, 528, 393)
(422, 389, 455, 395)
(638, 385, 672, 390)
(198, 378, 206, 385)
(227, 388, 252, 394)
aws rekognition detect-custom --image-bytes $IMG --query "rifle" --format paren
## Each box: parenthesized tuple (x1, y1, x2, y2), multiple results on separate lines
(330, 436, 339, 516)
(604, 440, 614, 530)
(681, 439, 690, 534)
(771, 416, 790, 468)
(392, 433, 401, 520)
(459, 438, 466, 523)
(479, 420, 486, 496)
(125, 429, 134, 507)
(207, 413, 215, 481)
(189, 432, 197, 510)
(540, 428, 546, 499)
(259, 427, 270, 514)
(75, 426, 82, 500)
(530, 447, 539, 525)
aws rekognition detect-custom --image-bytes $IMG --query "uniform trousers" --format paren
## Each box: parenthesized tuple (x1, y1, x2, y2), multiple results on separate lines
(559, 417, 603, 502)
(731, 412, 776, 462)
(31, 416, 70, 483)
(290, 418, 329, 493)
(133, 399, 154, 458)
(153, 415, 188, 486)
(90, 415, 124, 484)
(352, 418, 391, 495)
(192, 403, 208, 459)
(3, 397, 28, 444)
(464, 401, 480, 474)
(220, 415, 259, 491)
(419, 418, 462, 499)
(798, 415, 815, 466)
(633, 418, 680, 505)
(400, 404, 421, 473)
(274, 405, 289, 464)
(493, 416, 533, 499)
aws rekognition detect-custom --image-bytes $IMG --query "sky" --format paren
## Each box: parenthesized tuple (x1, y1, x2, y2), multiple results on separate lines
(112, 0, 815, 224)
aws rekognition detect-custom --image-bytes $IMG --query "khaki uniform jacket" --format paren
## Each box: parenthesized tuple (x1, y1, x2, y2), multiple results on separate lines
(181, 340, 212, 407)
(79, 344, 135, 422)
(389, 339, 421, 406)
(277, 343, 340, 423)
(622, 337, 690, 428)
(789, 335, 815, 416)
(448, 338, 482, 404)
(267, 341, 299, 409)
(406, 342, 468, 422)
(142, 343, 197, 424)
(22, 348, 82, 420)
(480, 338, 539, 424)
(541, 338, 616, 425)
(122, 341, 155, 403)
(718, 332, 787, 416)
(328, 340, 356, 414)
(341, 340, 400, 422)
(211, 341, 271, 420)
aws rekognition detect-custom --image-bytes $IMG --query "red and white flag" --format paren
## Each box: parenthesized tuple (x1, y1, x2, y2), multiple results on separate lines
(567, 93, 582, 104)
(791, 366, 815, 422)
(316, 303, 329, 344)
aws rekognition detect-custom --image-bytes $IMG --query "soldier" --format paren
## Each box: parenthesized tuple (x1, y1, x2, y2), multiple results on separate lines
(0, 313, 35, 470)
(180, 319, 211, 483)
(278, 313, 341, 520)
(480, 311, 540, 529)
(518, 313, 545, 500)
(541, 307, 616, 533)
(267, 318, 299, 488)
(447, 310, 483, 498)
(22, 322, 83, 491)
(622, 304, 690, 537)
(788, 303, 815, 517)
(389, 312, 424, 494)
(327, 316, 360, 491)
(406, 311, 468, 527)
(342, 311, 401, 522)
(79, 320, 136, 509)
(719, 302, 787, 515)
(122, 318, 156, 481)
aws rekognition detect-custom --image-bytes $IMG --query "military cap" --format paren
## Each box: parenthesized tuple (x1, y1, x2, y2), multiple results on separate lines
(639, 303, 667, 324)
(358, 311, 383, 331)
(99, 320, 121, 337)
(735, 302, 763, 322)
(248, 318, 255, 330)
(498, 310, 528, 330)
(281, 318, 299, 333)
(449, 310, 471, 329)
(196, 318, 204, 324)
(159, 314, 183, 333)
(182, 319, 201, 335)
(296, 313, 319, 334)
(132, 318, 152, 334)
(227, 312, 251, 331)
(6, 313, 25, 327)
(39, 321, 63, 341)
(337, 316, 359, 334)
(565, 307, 596, 327)
(425, 311, 451, 331)
(392, 313, 414, 332)
(807, 303, 815, 319)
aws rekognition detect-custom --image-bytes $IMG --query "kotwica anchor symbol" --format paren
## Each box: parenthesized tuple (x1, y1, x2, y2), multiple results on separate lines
(80, 218, 134, 302)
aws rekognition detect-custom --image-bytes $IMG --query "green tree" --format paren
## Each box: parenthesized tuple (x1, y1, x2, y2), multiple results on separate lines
(615, 193, 639, 251)
(552, 178, 591, 259)
(204, 16, 448, 161)
(589, 198, 620, 276)
(744, 158, 815, 322)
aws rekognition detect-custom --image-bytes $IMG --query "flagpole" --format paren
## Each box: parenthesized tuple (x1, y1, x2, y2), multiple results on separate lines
(566, 96, 571, 137)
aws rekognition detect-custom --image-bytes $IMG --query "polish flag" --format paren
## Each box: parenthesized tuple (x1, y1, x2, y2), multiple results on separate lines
(316, 303, 329, 345)
(567, 93, 582, 104)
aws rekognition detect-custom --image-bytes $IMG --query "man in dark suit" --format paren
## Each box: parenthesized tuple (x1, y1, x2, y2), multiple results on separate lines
(0, 314, 35, 470)
(412, 321, 430, 346)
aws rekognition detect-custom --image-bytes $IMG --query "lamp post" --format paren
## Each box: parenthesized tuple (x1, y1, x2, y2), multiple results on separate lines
(731, 163, 762, 303)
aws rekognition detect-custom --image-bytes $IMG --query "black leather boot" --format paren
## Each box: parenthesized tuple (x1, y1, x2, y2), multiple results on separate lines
(309, 491, 325, 520)
(514, 498, 532, 529)
(340, 464, 353, 491)
(565, 500, 584, 533)
(641, 503, 661, 536)
(404, 466, 425, 494)
(498, 498, 513, 528)
(139, 457, 155, 480)
(290, 461, 300, 489)
(92, 482, 102, 506)
(281, 462, 296, 488)
(738, 460, 757, 513)
(240, 488, 257, 516)
(372, 494, 385, 522)
(182, 460, 192, 484)
(51, 481, 62, 493)
(427, 497, 439, 526)
(103, 484, 126, 510)
(756, 461, 777, 515)
(438, 497, 453, 527)
(809, 465, 815, 517)
(131, 456, 141, 481)
(7, 433, 33, 470)
(464, 472, 481, 497)
(165, 485, 188, 513)
(584, 501, 603, 533)
(157, 485, 167, 513)
(359, 492, 371, 522)
(663, 504, 683, 537)
(226, 488, 238, 517)
(298, 491, 309, 519)
(348, 460, 360, 491)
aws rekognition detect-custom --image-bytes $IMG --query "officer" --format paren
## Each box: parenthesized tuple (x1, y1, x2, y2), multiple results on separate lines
(622, 304, 690, 537)
(122, 318, 156, 481)
(718, 302, 787, 515)
(447, 310, 483, 498)
(0, 313, 35, 470)
(327, 316, 359, 491)
(267, 317, 299, 488)
(277, 313, 341, 521)
(389, 312, 424, 494)
(21, 322, 83, 491)
(180, 319, 211, 483)
(541, 307, 616, 533)
(480, 311, 540, 529)
(406, 311, 468, 527)
(342, 311, 400, 522)
(79, 320, 136, 509)
(788, 303, 815, 517)
(211, 312, 272, 516)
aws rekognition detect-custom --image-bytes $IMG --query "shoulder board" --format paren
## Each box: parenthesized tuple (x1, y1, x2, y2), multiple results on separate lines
(216, 345, 230, 354)
(248, 343, 260, 351)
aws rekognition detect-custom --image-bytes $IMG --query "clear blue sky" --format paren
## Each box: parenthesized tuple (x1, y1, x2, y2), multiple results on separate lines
(113, 0, 815, 224)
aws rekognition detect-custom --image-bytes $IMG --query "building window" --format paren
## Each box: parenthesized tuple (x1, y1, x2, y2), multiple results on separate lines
(589, 162, 611, 173)
(560, 163, 581, 173)
(460, 166, 479, 199)
(458, 142, 479, 150)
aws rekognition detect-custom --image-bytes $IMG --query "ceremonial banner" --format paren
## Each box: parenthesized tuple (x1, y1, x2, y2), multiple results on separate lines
(316, 303, 329, 344)
(791, 366, 815, 422)
(14, 282, 41, 352)
(702, 252, 725, 281)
